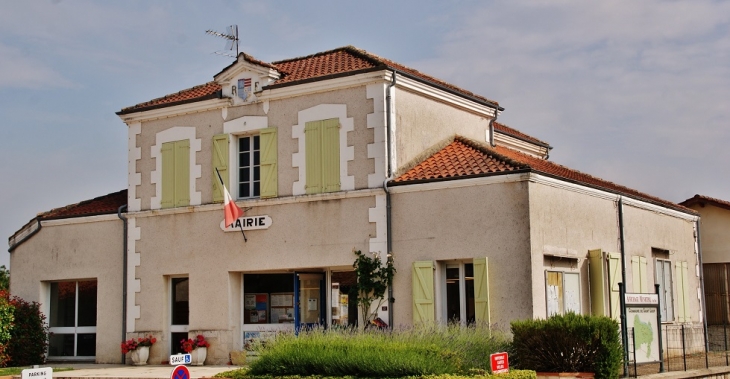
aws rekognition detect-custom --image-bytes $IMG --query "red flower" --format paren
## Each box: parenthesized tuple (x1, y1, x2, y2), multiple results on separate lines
(180, 334, 210, 353)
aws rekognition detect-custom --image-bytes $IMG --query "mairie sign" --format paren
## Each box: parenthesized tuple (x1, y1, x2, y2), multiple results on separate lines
(220, 215, 272, 232)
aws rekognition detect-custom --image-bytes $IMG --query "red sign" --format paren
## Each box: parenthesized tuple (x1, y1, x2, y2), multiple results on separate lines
(171, 365, 190, 379)
(490, 352, 509, 374)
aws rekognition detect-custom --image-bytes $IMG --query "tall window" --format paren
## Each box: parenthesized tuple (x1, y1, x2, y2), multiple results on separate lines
(445, 263, 475, 324)
(48, 281, 97, 358)
(170, 277, 189, 354)
(655, 259, 674, 322)
(546, 271, 580, 317)
(238, 135, 260, 198)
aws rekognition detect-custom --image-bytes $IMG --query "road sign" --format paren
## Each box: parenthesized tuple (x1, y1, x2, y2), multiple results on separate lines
(170, 354, 192, 365)
(21, 367, 52, 379)
(490, 352, 509, 374)
(171, 365, 190, 379)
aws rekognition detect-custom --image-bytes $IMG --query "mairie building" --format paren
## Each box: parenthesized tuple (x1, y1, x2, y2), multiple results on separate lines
(8, 46, 704, 364)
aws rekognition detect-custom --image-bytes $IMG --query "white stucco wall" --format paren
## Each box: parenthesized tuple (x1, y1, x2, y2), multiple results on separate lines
(688, 204, 730, 264)
(389, 178, 533, 330)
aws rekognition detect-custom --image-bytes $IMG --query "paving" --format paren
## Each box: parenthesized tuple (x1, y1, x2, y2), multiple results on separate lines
(24, 364, 240, 379)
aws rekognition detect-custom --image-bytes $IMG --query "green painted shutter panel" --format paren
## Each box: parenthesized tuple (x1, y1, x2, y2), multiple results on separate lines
(174, 139, 190, 207)
(473, 257, 490, 325)
(639, 257, 648, 293)
(305, 121, 323, 194)
(412, 261, 434, 324)
(608, 252, 621, 320)
(631, 256, 641, 293)
(212, 134, 229, 203)
(675, 261, 685, 322)
(259, 127, 278, 198)
(588, 249, 606, 316)
(161, 142, 175, 209)
(321, 118, 340, 193)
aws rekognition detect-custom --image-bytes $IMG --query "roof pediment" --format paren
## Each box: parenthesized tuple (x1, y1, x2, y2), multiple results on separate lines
(214, 52, 280, 83)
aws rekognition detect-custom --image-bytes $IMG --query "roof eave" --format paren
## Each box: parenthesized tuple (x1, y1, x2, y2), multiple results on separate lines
(116, 91, 222, 116)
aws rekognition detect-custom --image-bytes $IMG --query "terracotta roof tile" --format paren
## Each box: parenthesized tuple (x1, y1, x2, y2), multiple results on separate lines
(493, 122, 551, 148)
(118, 82, 221, 114)
(38, 190, 127, 220)
(394, 136, 695, 214)
(119, 46, 499, 115)
(680, 194, 730, 211)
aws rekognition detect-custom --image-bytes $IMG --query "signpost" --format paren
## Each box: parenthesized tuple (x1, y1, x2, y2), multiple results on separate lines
(490, 352, 509, 374)
(21, 367, 52, 379)
(170, 353, 192, 365)
(624, 289, 663, 371)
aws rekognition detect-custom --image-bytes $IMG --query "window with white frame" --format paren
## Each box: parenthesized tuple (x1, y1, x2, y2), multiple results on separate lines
(238, 135, 260, 198)
(655, 259, 674, 322)
(546, 271, 580, 317)
(443, 263, 475, 325)
(48, 280, 97, 358)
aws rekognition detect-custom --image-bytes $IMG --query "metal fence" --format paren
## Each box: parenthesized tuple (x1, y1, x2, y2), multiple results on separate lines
(626, 324, 730, 377)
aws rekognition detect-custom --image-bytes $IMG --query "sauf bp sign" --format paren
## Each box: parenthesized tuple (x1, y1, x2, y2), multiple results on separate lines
(220, 215, 272, 232)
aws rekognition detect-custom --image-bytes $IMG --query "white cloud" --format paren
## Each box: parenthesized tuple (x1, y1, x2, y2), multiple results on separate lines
(0, 43, 75, 89)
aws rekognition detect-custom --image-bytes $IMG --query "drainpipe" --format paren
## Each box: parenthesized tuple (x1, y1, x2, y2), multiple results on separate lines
(383, 69, 397, 328)
(488, 109, 498, 147)
(696, 220, 709, 355)
(617, 196, 629, 373)
(117, 205, 128, 364)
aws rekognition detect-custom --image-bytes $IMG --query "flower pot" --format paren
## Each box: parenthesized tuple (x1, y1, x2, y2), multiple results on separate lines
(130, 345, 150, 366)
(190, 346, 207, 366)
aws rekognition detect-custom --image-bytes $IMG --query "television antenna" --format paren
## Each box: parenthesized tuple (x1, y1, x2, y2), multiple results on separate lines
(205, 25, 239, 57)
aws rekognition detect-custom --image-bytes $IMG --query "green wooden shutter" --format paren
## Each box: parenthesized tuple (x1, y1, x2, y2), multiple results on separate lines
(676, 261, 691, 322)
(631, 256, 648, 293)
(259, 127, 278, 199)
(305, 121, 323, 194)
(588, 249, 606, 316)
(473, 257, 490, 325)
(412, 261, 434, 324)
(174, 139, 190, 207)
(639, 257, 648, 293)
(212, 134, 229, 203)
(607, 252, 621, 320)
(321, 118, 340, 193)
(161, 141, 175, 209)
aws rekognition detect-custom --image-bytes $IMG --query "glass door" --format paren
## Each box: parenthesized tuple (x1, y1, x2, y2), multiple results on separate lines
(294, 273, 325, 330)
(170, 277, 189, 354)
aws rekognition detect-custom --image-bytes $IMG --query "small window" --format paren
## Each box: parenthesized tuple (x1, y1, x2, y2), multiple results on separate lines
(546, 271, 580, 317)
(238, 135, 260, 198)
(244, 274, 294, 324)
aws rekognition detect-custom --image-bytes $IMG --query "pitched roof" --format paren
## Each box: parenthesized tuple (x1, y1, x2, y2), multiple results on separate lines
(493, 122, 551, 149)
(38, 189, 127, 220)
(393, 136, 695, 215)
(680, 194, 730, 211)
(118, 45, 501, 115)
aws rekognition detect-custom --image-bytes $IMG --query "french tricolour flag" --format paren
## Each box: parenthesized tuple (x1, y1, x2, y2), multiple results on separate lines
(216, 168, 243, 227)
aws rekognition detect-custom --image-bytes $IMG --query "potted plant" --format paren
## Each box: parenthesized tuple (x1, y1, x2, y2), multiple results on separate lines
(121, 335, 156, 366)
(180, 334, 210, 366)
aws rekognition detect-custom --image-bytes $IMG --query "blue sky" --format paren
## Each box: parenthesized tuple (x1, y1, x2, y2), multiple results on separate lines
(1, 1, 729, 269)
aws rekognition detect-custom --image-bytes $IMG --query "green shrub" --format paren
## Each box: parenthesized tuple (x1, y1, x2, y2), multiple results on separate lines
(247, 324, 509, 377)
(7, 296, 49, 366)
(0, 290, 14, 367)
(509, 313, 622, 379)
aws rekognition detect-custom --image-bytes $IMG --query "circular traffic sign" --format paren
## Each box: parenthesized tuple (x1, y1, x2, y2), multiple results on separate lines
(171, 365, 190, 379)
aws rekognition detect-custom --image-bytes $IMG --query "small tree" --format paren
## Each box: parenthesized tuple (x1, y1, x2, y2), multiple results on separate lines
(352, 249, 395, 328)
